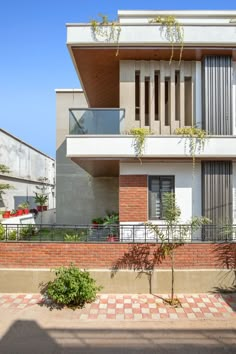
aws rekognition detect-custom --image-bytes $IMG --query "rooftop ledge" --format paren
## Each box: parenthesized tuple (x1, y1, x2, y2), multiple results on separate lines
(67, 22, 236, 46)
(66, 135, 236, 159)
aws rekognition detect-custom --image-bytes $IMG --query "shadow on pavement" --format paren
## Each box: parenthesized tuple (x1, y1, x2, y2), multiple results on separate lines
(0, 320, 236, 354)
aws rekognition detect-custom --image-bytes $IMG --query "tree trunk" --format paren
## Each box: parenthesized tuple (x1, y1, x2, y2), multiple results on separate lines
(171, 249, 174, 303)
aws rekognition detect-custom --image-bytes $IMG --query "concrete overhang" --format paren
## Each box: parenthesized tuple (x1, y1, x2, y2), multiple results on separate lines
(66, 135, 236, 176)
(66, 19, 236, 107)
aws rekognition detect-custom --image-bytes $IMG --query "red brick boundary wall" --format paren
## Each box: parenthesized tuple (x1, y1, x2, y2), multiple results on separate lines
(0, 243, 235, 269)
(119, 175, 148, 222)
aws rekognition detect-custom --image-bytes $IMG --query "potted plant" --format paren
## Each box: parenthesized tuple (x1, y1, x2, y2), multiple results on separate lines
(10, 209, 17, 217)
(34, 193, 48, 212)
(91, 217, 104, 228)
(2, 210, 10, 218)
(18, 201, 30, 214)
(103, 212, 119, 242)
(16, 209, 24, 216)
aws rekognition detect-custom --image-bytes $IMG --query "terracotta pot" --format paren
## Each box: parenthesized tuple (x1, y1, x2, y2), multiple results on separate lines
(107, 235, 117, 242)
(37, 205, 48, 212)
(3, 211, 10, 218)
(17, 210, 24, 216)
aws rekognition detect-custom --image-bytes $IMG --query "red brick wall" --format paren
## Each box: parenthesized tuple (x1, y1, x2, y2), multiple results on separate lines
(0, 243, 235, 269)
(119, 175, 148, 222)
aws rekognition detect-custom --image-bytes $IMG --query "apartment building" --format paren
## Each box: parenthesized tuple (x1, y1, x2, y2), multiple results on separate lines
(0, 129, 55, 212)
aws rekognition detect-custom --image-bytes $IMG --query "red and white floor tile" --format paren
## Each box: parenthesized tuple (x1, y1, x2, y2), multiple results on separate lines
(0, 293, 235, 320)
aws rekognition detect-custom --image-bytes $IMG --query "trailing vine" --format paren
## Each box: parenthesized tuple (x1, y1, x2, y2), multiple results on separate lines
(175, 127, 207, 170)
(150, 16, 184, 64)
(90, 14, 121, 56)
(129, 128, 150, 163)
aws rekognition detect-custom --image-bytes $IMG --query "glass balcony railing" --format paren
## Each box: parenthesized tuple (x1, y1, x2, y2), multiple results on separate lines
(69, 109, 125, 135)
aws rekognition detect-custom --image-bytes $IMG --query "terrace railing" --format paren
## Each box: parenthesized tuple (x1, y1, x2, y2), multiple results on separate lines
(0, 224, 236, 243)
(69, 109, 125, 135)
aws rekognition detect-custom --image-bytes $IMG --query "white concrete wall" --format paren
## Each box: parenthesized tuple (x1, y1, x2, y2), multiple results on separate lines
(67, 23, 236, 46)
(233, 62, 236, 136)
(1, 214, 36, 225)
(118, 11, 236, 24)
(119, 161, 202, 242)
(120, 161, 202, 223)
(233, 162, 236, 224)
(66, 135, 236, 159)
(0, 129, 55, 212)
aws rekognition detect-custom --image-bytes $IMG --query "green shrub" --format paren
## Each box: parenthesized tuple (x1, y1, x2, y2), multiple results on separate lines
(64, 231, 86, 242)
(8, 230, 17, 240)
(20, 225, 36, 239)
(42, 264, 102, 308)
(0, 225, 6, 241)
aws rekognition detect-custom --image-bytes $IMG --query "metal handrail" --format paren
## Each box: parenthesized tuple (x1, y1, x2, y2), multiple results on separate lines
(0, 223, 235, 243)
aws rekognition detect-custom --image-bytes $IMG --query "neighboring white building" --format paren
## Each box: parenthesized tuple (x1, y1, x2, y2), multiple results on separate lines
(56, 11, 236, 235)
(0, 128, 55, 212)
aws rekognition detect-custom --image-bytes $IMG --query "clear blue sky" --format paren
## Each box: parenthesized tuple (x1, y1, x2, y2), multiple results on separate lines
(1, 0, 235, 157)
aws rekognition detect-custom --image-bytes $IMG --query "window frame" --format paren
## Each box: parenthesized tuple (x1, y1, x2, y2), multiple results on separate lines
(148, 175, 175, 220)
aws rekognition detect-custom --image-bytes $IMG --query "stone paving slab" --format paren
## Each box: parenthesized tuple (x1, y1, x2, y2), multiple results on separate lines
(0, 293, 235, 321)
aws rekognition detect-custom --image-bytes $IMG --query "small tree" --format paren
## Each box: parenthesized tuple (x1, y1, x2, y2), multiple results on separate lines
(147, 192, 210, 306)
(0, 164, 12, 208)
(34, 177, 51, 223)
(35, 177, 50, 198)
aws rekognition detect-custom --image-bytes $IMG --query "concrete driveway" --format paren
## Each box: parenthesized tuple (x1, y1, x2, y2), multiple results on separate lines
(0, 300, 235, 354)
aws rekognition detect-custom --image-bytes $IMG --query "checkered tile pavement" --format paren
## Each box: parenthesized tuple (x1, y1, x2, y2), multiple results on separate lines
(0, 293, 235, 320)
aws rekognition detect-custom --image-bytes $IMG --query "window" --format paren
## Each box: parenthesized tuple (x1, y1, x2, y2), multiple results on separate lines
(154, 71, 159, 121)
(132, 64, 194, 131)
(148, 176, 175, 219)
(165, 77, 170, 126)
(135, 71, 140, 121)
(184, 76, 192, 126)
(175, 71, 180, 121)
(145, 76, 150, 126)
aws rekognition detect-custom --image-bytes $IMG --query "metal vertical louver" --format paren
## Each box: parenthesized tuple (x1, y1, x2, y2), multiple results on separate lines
(202, 56, 232, 135)
(202, 161, 232, 224)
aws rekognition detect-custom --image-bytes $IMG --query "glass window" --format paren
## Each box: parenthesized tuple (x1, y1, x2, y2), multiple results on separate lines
(148, 176, 175, 219)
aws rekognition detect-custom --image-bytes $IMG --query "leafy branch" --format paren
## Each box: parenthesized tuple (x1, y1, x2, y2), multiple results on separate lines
(90, 14, 121, 56)
(129, 128, 150, 163)
(150, 15, 184, 64)
(175, 127, 207, 170)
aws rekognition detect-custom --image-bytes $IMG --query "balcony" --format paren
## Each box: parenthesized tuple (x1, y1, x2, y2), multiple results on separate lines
(66, 108, 236, 176)
(67, 135, 236, 159)
(69, 109, 125, 135)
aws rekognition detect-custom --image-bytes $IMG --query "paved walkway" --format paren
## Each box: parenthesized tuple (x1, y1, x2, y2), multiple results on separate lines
(0, 293, 235, 320)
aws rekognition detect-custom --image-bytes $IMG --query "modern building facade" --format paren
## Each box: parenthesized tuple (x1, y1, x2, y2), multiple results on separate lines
(56, 10, 236, 231)
(0, 129, 55, 212)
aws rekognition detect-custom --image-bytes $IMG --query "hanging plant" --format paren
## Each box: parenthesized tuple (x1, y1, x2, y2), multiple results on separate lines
(150, 16, 184, 64)
(175, 127, 207, 170)
(90, 14, 121, 56)
(129, 128, 150, 163)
